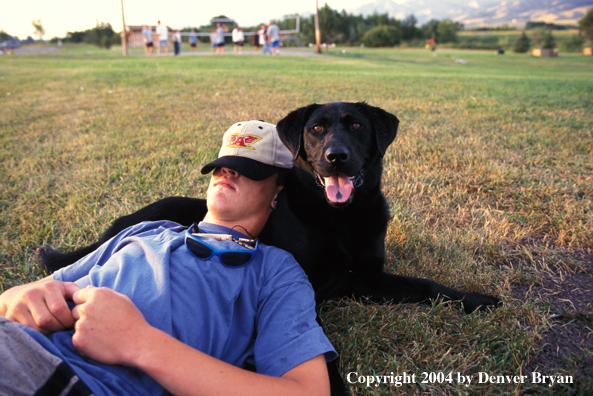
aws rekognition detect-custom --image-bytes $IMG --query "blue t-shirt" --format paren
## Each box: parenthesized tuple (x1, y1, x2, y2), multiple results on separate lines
(24, 221, 336, 396)
(215, 27, 225, 44)
(142, 27, 152, 43)
(268, 24, 280, 42)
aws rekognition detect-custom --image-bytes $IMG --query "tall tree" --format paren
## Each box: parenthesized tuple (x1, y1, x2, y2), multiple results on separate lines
(401, 14, 420, 41)
(31, 19, 45, 41)
(579, 7, 593, 45)
(513, 31, 530, 53)
(436, 19, 462, 43)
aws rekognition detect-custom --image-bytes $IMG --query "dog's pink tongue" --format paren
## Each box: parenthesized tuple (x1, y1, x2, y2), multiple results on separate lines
(324, 175, 354, 203)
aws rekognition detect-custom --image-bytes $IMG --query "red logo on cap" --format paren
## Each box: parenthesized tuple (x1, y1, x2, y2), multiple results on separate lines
(227, 134, 262, 150)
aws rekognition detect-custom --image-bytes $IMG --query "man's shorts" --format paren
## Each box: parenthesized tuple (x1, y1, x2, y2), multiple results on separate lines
(271, 40, 280, 48)
(217, 42, 225, 47)
(0, 317, 92, 395)
(159, 40, 168, 46)
(190, 43, 197, 48)
(146, 42, 153, 48)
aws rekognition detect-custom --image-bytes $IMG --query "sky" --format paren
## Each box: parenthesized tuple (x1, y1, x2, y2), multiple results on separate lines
(2, 0, 407, 40)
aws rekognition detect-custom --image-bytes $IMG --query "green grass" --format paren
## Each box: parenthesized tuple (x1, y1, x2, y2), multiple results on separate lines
(1, 45, 592, 395)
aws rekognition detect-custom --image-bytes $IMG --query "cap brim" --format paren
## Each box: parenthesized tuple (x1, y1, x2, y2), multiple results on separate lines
(201, 156, 280, 181)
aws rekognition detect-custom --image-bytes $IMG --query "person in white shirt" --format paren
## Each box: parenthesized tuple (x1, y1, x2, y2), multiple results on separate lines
(156, 20, 169, 56)
(237, 28, 245, 54)
(232, 27, 240, 54)
(259, 24, 270, 55)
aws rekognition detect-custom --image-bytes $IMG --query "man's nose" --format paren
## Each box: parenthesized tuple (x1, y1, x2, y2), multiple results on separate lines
(220, 167, 239, 177)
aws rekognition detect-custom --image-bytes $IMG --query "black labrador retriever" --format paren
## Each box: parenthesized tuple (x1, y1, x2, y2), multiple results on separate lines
(36, 102, 500, 394)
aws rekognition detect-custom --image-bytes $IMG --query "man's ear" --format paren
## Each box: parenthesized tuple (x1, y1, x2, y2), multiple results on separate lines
(271, 186, 284, 210)
(276, 103, 321, 159)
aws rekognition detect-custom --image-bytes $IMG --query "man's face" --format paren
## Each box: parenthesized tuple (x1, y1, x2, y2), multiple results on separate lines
(206, 167, 282, 225)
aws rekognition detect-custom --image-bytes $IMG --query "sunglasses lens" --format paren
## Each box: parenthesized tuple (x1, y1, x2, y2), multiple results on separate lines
(186, 237, 213, 259)
(220, 252, 253, 267)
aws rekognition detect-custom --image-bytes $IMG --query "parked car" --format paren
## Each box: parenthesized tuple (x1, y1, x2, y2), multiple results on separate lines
(0, 38, 21, 54)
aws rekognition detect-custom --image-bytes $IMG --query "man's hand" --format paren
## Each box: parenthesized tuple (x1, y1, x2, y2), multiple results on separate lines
(71, 286, 152, 366)
(0, 277, 80, 334)
(70, 286, 330, 396)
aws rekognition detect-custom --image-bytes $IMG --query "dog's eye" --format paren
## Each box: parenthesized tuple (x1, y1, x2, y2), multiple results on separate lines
(352, 123, 361, 130)
(313, 125, 324, 133)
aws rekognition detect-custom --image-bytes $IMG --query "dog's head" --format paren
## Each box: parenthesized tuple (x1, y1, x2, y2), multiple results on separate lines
(276, 102, 399, 207)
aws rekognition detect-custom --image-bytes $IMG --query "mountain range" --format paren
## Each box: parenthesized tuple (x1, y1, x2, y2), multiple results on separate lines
(348, 0, 593, 27)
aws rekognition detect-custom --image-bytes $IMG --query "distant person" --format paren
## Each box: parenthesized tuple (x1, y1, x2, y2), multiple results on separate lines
(260, 24, 271, 55)
(189, 29, 198, 52)
(236, 28, 245, 54)
(210, 28, 216, 54)
(156, 20, 169, 56)
(232, 27, 240, 53)
(142, 25, 153, 56)
(215, 23, 229, 55)
(173, 30, 181, 55)
(428, 37, 436, 51)
(267, 22, 281, 55)
(253, 28, 262, 54)
(232, 27, 245, 54)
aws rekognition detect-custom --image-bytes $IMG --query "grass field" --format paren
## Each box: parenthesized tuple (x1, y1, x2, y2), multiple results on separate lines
(1, 45, 592, 395)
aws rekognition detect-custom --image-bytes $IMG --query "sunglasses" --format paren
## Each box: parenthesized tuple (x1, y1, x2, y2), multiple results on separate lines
(184, 224, 259, 268)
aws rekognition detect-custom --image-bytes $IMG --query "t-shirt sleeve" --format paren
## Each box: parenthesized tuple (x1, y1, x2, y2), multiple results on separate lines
(253, 252, 337, 377)
(53, 221, 183, 285)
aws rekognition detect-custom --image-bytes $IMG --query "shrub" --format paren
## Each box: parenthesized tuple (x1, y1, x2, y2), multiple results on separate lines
(361, 25, 401, 47)
(513, 31, 531, 53)
(530, 27, 547, 47)
(542, 31, 556, 49)
(101, 35, 113, 49)
(63, 21, 118, 49)
(560, 34, 584, 52)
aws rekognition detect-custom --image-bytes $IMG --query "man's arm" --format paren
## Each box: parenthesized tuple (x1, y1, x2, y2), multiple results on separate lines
(71, 286, 330, 396)
(0, 276, 80, 334)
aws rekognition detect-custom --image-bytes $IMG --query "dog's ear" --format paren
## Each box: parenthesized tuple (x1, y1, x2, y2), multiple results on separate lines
(357, 102, 399, 157)
(276, 103, 322, 159)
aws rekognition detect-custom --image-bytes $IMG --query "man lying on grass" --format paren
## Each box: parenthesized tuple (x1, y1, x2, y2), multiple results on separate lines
(0, 120, 336, 396)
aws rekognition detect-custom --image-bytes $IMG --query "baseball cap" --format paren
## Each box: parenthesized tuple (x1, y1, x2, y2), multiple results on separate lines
(201, 120, 293, 181)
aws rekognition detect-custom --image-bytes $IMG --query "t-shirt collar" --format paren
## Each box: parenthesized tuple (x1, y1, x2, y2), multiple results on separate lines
(197, 222, 252, 240)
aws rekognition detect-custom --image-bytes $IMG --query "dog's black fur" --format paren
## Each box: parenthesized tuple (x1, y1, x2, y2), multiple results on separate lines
(36, 102, 500, 395)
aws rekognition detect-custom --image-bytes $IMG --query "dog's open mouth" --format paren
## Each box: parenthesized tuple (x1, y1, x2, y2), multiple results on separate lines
(315, 169, 364, 205)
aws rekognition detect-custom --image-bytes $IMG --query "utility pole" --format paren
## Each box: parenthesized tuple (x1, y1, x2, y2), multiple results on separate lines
(120, 0, 128, 56)
(315, 0, 321, 54)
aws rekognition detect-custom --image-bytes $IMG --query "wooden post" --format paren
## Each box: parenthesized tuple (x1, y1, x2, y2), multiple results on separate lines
(120, 0, 128, 56)
(315, 0, 321, 54)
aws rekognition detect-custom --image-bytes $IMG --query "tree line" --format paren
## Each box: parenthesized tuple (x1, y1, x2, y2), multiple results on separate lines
(280, 4, 463, 47)
(49, 21, 120, 49)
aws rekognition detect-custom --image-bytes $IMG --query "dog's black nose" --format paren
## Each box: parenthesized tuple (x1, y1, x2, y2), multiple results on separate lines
(325, 147, 350, 164)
